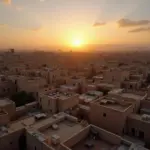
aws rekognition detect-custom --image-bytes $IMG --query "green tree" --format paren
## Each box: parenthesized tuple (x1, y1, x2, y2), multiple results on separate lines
(11, 91, 35, 107)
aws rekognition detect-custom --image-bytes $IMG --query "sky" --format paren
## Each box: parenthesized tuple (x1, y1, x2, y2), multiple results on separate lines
(0, 0, 150, 50)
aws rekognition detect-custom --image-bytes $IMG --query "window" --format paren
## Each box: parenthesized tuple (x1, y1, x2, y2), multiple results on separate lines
(92, 79, 95, 83)
(131, 128, 135, 136)
(48, 100, 50, 106)
(35, 146, 36, 150)
(139, 130, 144, 139)
(103, 113, 106, 117)
(15, 80, 17, 84)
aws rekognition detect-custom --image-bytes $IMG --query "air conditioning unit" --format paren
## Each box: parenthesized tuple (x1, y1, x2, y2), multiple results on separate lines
(51, 134, 60, 145)
(142, 114, 150, 121)
(52, 124, 59, 130)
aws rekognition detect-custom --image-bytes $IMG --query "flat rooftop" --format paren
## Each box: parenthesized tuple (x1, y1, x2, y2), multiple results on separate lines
(47, 91, 77, 100)
(41, 119, 83, 142)
(87, 91, 103, 97)
(108, 88, 124, 95)
(93, 75, 103, 79)
(120, 93, 144, 101)
(95, 97, 132, 112)
(129, 114, 150, 124)
(0, 113, 74, 137)
(97, 83, 115, 89)
(87, 84, 96, 88)
(0, 99, 14, 107)
(79, 91, 103, 103)
(60, 85, 77, 89)
(72, 137, 129, 150)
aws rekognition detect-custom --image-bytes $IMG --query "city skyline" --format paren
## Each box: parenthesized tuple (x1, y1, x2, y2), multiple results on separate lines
(0, 0, 150, 50)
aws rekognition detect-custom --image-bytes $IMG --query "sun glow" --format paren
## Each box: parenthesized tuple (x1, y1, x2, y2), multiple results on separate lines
(72, 38, 83, 47)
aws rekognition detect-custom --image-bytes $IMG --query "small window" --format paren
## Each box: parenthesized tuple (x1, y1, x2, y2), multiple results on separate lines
(130, 85, 133, 89)
(15, 80, 17, 84)
(103, 113, 106, 117)
(139, 130, 144, 139)
(10, 142, 12, 145)
(48, 100, 50, 106)
(131, 128, 135, 136)
(35, 146, 36, 150)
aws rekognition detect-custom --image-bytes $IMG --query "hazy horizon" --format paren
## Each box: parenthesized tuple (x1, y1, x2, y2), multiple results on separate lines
(0, 0, 150, 50)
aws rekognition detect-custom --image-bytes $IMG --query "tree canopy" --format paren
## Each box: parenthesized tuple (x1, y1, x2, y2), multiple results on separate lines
(11, 91, 35, 107)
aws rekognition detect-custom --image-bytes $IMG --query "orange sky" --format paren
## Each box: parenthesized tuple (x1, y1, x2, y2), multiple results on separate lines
(0, 0, 150, 50)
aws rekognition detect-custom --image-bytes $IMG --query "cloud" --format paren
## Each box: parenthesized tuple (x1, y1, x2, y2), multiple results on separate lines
(129, 27, 150, 33)
(93, 22, 106, 27)
(1, 0, 11, 5)
(118, 18, 150, 27)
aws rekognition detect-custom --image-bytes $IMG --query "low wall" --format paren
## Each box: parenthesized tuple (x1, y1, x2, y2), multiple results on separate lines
(59, 144, 71, 150)
(91, 125, 121, 145)
(15, 106, 27, 118)
(25, 101, 38, 111)
(63, 125, 90, 148)
(63, 125, 122, 150)
(15, 102, 38, 119)
(38, 117, 65, 132)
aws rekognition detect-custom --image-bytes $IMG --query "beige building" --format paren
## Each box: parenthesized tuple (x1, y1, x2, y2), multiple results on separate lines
(96, 83, 116, 95)
(89, 96, 134, 135)
(40, 68, 68, 86)
(121, 74, 143, 91)
(126, 99, 150, 147)
(62, 124, 148, 150)
(101, 68, 130, 87)
(127, 114, 150, 148)
(79, 90, 103, 105)
(0, 112, 84, 150)
(0, 111, 149, 150)
(0, 75, 17, 97)
(65, 76, 86, 87)
(108, 90, 147, 113)
(0, 98, 16, 120)
(86, 84, 97, 91)
(9, 75, 47, 94)
(39, 89, 79, 113)
(60, 85, 77, 93)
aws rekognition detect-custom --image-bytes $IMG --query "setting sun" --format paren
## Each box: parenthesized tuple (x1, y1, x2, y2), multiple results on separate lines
(72, 39, 83, 47)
